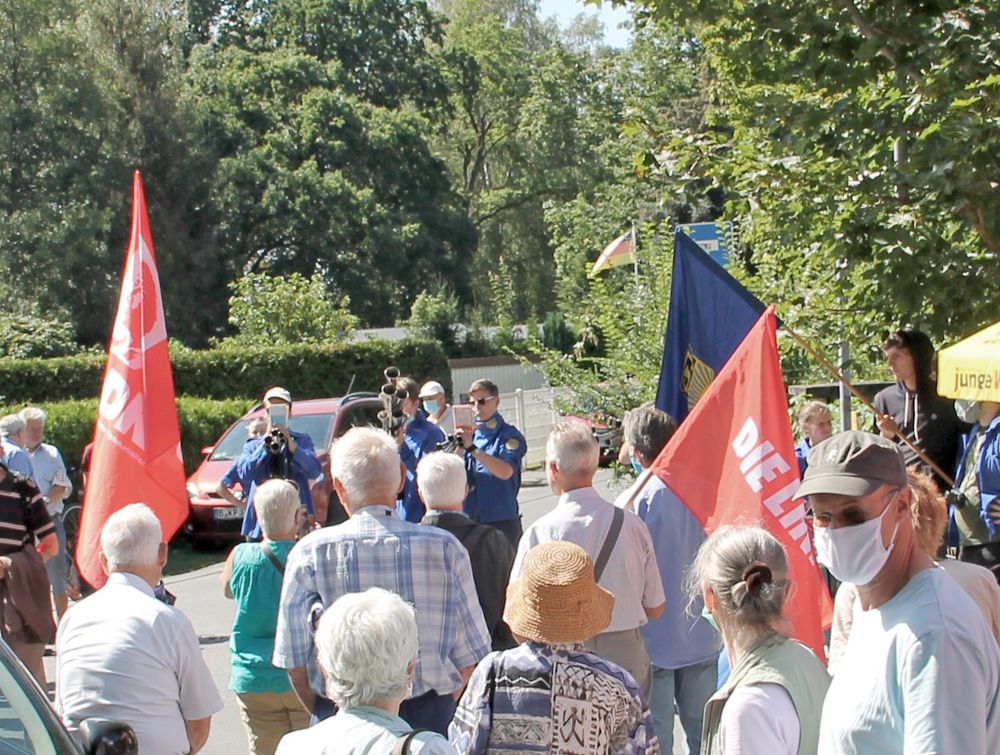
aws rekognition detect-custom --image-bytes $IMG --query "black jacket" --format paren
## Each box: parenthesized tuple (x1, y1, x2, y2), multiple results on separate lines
(421, 510, 517, 650)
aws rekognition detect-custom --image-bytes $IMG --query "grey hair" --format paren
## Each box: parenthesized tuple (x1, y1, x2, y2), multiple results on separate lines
(316, 588, 418, 708)
(623, 403, 677, 464)
(416, 452, 466, 510)
(18, 407, 47, 424)
(254, 479, 300, 538)
(100, 503, 162, 572)
(330, 427, 402, 509)
(0, 415, 24, 437)
(797, 400, 831, 428)
(685, 525, 789, 631)
(546, 421, 599, 477)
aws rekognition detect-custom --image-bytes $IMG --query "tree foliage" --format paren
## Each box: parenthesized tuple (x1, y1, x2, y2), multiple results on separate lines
(225, 271, 358, 346)
(637, 0, 1000, 379)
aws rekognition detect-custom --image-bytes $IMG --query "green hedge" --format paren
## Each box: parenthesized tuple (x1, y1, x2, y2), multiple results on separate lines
(0, 338, 451, 403)
(0, 397, 255, 497)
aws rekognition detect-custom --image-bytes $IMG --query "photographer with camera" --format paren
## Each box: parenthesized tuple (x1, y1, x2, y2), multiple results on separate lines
(232, 387, 321, 541)
(951, 400, 1000, 580)
(396, 377, 445, 522)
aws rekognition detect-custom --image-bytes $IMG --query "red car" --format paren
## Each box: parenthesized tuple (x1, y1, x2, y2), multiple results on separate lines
(184, 394, 383, 544)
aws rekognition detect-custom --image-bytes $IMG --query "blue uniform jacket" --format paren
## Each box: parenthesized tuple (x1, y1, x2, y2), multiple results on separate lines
(952, 414, 1000, 541)
(794, 437, 812, 477)
(397, 411, 445, 522)
(236, 429, 321, 538)
(462, 412, 526, 523)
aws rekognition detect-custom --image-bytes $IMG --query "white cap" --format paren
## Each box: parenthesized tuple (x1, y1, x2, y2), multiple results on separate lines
(419, 381, 446, 399)
(263, 386, 292, 404)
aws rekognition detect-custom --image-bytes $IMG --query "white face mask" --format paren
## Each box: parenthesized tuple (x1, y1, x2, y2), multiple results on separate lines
(814, 493, 901, 585)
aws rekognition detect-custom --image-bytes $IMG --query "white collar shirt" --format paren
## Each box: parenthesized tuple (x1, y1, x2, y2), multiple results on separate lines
(512, 485, 665, 632)
(26, 442, 71, 513)
(55, 572, 223, 755)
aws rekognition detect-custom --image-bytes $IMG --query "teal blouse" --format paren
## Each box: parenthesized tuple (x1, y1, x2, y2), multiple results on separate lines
(228, 539, 296, 694)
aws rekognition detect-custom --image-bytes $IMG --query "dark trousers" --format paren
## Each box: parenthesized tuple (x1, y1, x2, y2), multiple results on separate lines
(485, 517, 522, 549)
(310, 689, 456, 736)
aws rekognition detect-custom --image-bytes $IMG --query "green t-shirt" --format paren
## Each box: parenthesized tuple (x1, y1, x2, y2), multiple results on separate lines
(228, 539, 296, 693)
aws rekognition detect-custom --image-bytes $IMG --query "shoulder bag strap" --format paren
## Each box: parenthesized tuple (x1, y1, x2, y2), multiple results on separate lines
(259, 542, 285, 576)
(391, 729, 429, 755)
(458, 524, 492, 555)
(593, 506, 624, 583)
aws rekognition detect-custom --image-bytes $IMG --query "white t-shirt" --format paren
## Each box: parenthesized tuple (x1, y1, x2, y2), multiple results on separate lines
(819, 566, 1000, 754)
(719, 682, 800, 755)
(56, 572, 224, 755)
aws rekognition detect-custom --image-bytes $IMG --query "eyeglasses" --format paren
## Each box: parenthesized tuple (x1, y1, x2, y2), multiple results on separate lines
(468, 396, 496, 407)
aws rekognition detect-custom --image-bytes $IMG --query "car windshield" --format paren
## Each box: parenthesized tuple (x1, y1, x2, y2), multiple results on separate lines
(208, 420, 252, 462)
(208, 413, 336, 462)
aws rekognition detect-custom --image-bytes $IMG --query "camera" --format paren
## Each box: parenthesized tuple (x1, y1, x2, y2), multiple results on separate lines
(265, 428, 287, 455)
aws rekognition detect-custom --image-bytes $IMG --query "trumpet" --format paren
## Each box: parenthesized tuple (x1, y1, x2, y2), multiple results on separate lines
(378, 366, 408, 434)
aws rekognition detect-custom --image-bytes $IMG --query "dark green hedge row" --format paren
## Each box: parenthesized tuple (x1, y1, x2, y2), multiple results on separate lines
(0, 398, 255, 496)
(0, 338, 451, 404)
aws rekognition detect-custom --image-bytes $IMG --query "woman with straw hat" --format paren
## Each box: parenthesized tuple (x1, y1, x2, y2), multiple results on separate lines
(448, 540, 659, 754)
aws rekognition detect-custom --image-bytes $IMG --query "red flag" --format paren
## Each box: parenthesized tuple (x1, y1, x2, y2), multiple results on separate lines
(650, 305, 832, 660)
(590, 229, 635, 275)
(77, 171, 187, 588)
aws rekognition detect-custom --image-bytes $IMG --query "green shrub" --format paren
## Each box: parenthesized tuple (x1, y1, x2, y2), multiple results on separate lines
(0, 313, 80, 359)
(0, 338, 450, 404)
(0, 398, 255, 488)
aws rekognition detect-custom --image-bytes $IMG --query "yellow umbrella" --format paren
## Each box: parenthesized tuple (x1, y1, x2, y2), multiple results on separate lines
(938, 320, 1000, 401)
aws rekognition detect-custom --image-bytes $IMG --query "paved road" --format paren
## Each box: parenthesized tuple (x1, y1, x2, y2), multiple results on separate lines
(47, 468, 687, 753)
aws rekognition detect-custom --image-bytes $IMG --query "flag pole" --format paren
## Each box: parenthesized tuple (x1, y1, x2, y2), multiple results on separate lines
(781, 323, 955, 486)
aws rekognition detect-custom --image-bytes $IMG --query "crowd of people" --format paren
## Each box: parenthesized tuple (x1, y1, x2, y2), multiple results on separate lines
(1, 325, 999, 754)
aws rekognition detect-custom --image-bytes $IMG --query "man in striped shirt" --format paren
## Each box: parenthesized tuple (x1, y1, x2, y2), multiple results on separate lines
(512, 421, 665, 698)
(273, 427, 490, 736)
(0, 460, 58, 681)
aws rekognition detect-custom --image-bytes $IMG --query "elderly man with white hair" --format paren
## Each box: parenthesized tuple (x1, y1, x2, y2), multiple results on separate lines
(512, 421, 665, 698)
(20, 406, 73, 619)
(418, 452, 516, 650)
(0, 414, 34, 479)
(56, 504, 223, 755)
(276, 588, 458, 754)
(274, 427, 490, 736)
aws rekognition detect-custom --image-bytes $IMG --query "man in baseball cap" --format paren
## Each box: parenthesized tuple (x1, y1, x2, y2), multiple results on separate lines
(801, 431, 1000, 753)
(418, 380, 452, 430)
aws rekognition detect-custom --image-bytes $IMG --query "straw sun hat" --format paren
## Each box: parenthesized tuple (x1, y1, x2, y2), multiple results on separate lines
(504, 541, 614, 645)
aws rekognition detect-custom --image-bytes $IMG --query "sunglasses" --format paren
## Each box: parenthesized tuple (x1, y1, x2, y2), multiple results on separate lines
(468, 396, 496, 407)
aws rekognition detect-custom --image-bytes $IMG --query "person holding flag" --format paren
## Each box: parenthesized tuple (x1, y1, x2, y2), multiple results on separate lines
(616, 403, 718, 752)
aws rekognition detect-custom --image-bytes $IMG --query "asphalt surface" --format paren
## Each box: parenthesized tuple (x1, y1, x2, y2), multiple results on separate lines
(45, 468, 688, 754)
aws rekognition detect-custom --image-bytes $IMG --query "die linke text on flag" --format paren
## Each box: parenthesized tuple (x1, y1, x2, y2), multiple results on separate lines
(77, 171, 188, 588)
(655, 229, 765, 424)
(651, 306, 833, 660)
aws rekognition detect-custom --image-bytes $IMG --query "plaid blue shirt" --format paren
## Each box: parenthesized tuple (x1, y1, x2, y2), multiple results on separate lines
(273, 505, 491, 698)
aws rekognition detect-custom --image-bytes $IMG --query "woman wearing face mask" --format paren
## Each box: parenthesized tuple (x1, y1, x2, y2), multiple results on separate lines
(951, 400, 1000, 579)
(687, 526, 830, 755)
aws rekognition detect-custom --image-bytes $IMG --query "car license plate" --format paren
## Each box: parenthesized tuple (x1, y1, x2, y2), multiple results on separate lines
(213, 506, 245, 521)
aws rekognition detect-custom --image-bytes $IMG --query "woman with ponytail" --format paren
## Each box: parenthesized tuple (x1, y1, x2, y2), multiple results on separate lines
(687, 526, 830, 755)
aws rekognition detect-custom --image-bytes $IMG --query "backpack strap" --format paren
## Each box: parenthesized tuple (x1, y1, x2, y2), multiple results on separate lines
(391, 729, 429, 755)
(593, 506, 624, 582)
(458, 524, 493, 556)
(259, 542, 285, 576)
